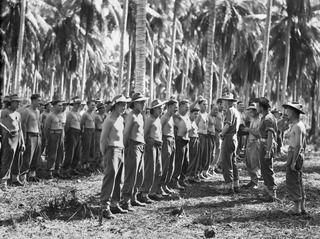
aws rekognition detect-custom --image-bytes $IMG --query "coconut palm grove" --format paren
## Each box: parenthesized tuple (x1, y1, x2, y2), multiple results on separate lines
(1, 0, 320, 238)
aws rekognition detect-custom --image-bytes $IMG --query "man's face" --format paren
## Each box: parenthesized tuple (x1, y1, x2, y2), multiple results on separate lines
(211, 106, 218, 116)
(248, 109, 257, 118)
(153, 106, 162, 117)
(180, 103, 190, 115)
(99, 107, 106, 114)
(217, 102, 223, 111)
(33, 98, 40, 108)
(88, 102, 96, 111)
(135, 101, 145, 112)
(190, 111, 199, 121)
(46, 103, 52, 112)
(105, 103, 112, 112)
(10, 101, 20, 111)
(237, 103, 245, 112)
(116, 102, 126, 115)
(285, 108, 295, 121)
(200, 101, 208, 112)
(256, 104, 263, 114)
(73, 103, 80, 111)
(169, 103, 178, 114)
(55, 103, 63, 113)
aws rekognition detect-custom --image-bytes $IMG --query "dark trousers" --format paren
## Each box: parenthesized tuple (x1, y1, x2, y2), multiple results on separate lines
(160, 136, 175, 186)
(21, 133, 41, 175)
(47, 131, 64, 171)
(187, 137, 200, 177)
(259, 141, 277, 190)
(286, 150, 305, 202)
(140, 141, 162, 194)
(95, 130, 102, 167)
(122, 140, 144, 202)
(82, 128, 95, 164)
(62, 128, 81, 171)
(198, 134, 210, 173)
(206, 134, 215, 170)
(0, 132, 19, 180)
(172, 137, 189, 183)
(101, 146, 124, 207)
(221, 135, 239, 183)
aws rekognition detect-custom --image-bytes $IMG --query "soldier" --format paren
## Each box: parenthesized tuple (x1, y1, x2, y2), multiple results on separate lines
(170, 99, 192, 190)
(60, 97, 83, 178)
(186, 104, 200, 183)
(206, 104, 216, 176)
(121, 93, 148, 211)
(257, 97, 278, 201)
(44, 99, 64, 179)
(40, 101, 52, 155)
(0, 94, 25, 190)
(219, 93, 240, 194)
(20, 94, 42, 183)
(242, 103, 261, 189)
(214, 99, 224, 173)
(80, 100, 96, 172)
(159, 97, 178, 194)
(196, 97, 210, 179)
(94, 102, 106, 171)
(139, 99, 165, 202)
(282, 102, 307, 215)
(100, 95, 130, 220)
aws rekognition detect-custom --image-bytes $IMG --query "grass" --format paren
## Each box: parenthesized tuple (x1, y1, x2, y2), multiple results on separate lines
(0, 148, 319, 239)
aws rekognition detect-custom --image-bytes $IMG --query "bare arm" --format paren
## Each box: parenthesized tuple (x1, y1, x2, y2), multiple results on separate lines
(44, 115, 52, 140)
(100, 118, 113, 155)
(123, 114, 133, 146)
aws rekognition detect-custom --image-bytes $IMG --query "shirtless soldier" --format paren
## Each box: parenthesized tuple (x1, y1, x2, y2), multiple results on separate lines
(283, 102, 307, 215)
(20, 94, 42, 182)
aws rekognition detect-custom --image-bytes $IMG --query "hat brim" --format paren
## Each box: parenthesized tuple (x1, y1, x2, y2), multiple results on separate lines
(150, 101, 166, 109)
(220, 97, 237, 102)
(131, 97, 148, 102)
(246, 106, 257, 110)
(11, 98, 22, 102)
(282, 104, 305, 114)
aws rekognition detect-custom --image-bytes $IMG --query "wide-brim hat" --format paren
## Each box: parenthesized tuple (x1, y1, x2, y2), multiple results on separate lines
(271, 108, 282, 115)
(96, 102, 105, 110)
(51, 98, 63, 105)
(70, 96, 82, 105)
(191, 103, 200, 112)
(150, 99, 166, 109)
(131, 92, 148, 102)
(166, 96, 178, 105)
(220, 92, 237, 102)
(282, 102, 305, 114)
(247, 103, 257, 111)
(10, 94, 22, 102)
(112, 95, 131, 104)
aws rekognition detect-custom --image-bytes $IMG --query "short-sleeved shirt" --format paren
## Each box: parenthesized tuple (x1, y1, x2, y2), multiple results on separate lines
(224, 106, 240, 136)
(248, 117, 260, 140)
(259, 112, 278, 139)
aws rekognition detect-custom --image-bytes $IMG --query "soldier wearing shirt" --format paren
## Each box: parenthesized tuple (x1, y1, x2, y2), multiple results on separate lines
(283, 102, 307, 215)
(20, 94, 42, 182)
(94, 102, 107, 171)
(44, 99, 64, 179)
(139, 99, 165, 202)
(121, 93, 148, 211)
(60, 97, 83, 178)
(159, 98, 178, 195)
(170, 99, 192, 190)
(219, 93, 240, 194)
(40, 102, 52, 155)
(257, 97, 278, 201)
(80, 100, 96, 171)
(0, 94, 25, 190)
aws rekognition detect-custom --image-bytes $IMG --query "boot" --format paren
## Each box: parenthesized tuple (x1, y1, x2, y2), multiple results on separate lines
(100, 207, 115, 219)
(170, 179, 185, 191)
(11, 175, 25, 186)
(301, 199, 307, 215)
(163, 185, 174, 194)
(287, 201, 301, 215)
(234, 180, 240, 193)
(0, 179, 8, 191)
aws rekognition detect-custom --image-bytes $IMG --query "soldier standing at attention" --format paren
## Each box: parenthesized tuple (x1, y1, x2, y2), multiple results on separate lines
(80, 100, 96, 172)
(100, 95, 130, 220)
(242, 103, 261, 189)
(283, 102, 307, 215)
(0, 95, 25, 190)
(121, 93, 148, 211)
(257, 97, 278, 201)
(40, 101, 52, 155)
(20, 94, 42, 183)
(60, 97, 83, 178)
(139, 99, 165, 202)
(94, 102, 107, 171)
(160, 97, 178, 194)
(219, 93, 240, 194)
(44, 99, 64, 179)
(170, 99, 191, 190)
(214, 99, 224, 173)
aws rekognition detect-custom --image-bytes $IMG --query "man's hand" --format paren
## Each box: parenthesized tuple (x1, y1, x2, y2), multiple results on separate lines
(290, 161, 297, 171)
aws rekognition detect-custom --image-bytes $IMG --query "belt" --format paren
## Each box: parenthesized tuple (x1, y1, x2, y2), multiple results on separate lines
(49, 129, 63, 134)
(69, 128, 81, 133)
(215, 128, 222, 133)
(190, 136, 198, 139)
(27, 132, 40, 137)
(95, 129, 102, 132)
(163, 135, 174, 139)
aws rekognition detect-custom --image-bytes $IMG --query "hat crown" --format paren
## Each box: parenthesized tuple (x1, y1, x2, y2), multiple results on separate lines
(131, 92, 147, 101)
(151, 99, 162, 107)
(112, 94, 129, 103)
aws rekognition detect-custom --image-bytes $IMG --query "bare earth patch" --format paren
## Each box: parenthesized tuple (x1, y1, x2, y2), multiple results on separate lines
(1, 149, 320, 239)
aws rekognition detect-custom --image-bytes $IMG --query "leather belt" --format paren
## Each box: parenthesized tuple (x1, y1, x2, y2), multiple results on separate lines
(49, 129, 63, 134)
(27, 132, 40, 137)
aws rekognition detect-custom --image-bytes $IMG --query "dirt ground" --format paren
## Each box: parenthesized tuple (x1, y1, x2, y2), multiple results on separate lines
(1, 148, 320, 239)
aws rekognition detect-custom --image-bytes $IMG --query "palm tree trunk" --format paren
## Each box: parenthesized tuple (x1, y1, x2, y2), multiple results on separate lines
(126, 34, 133, 97)
(276, 72, 280, 108)
(13, 0, 26, 94)
(150, 34, 156, 101)
(309, 69, 317, 140)
(282, 17, 292, 103)
(3, 60, 7, 96)
(260, 0, 272, 96)
(167, 0, 181, 98)
(118, 0, 129, 94)
(50, 66, 55, 100)
(134, 0, 147, 95)
(204, 0, 216, 106)
(182, 45, 190, 98)
(81, 32, 88, 100)
(60, 70, 65, 99)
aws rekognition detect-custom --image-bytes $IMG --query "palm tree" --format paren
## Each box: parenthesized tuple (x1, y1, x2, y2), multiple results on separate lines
(134, 0, 147, 94)
(204, 0, 216, 106)
(259, 0, 272, 97)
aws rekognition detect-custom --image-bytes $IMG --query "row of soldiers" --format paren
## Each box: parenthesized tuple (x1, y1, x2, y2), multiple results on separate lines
(0, 92, 307, 218)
